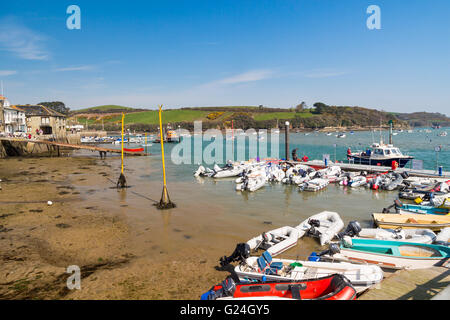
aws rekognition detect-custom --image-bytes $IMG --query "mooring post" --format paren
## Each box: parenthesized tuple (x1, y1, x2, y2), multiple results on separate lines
(285, 121, 290, 160)
(117, 113, 127, 188)
(156, 105, 175, 209)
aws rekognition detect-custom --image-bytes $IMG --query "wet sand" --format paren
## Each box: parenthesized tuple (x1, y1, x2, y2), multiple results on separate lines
(0, 155, 235, 299)
(0, 149, 400, 300)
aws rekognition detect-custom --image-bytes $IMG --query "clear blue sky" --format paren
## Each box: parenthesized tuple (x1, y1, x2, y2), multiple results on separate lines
(0, 0, 449, 115)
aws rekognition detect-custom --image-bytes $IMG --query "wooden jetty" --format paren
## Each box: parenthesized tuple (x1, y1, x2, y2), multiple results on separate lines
(0, 137, 149, 157)
(359, 262, 450, 300)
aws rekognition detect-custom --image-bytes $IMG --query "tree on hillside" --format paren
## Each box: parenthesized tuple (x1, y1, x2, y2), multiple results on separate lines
(38, 101, 70, 115)
(295, 101, 307, 112)
(312, 102, 329, 114)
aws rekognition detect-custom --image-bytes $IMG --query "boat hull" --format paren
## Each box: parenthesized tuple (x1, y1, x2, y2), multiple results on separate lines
(372, 213, 450, 231)
(349, 155, 413, 168)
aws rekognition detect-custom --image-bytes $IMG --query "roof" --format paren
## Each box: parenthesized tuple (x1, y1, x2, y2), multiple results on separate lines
(9, 105, 25, 112)
(0, 95, 6, 100)
(13, 104, 66, 117)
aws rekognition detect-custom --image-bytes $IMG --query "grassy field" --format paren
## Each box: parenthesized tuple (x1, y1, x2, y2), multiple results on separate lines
(253, 111, 313, 121)
(71, 106, 315, 126)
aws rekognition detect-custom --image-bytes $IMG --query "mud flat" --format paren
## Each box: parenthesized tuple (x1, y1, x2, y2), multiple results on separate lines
(0, 156, 227, 299)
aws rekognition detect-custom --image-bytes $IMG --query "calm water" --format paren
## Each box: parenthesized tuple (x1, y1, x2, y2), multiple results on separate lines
(82, 128, 447, 258)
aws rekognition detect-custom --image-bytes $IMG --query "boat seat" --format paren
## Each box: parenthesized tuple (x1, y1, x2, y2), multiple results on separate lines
(262, 251, 283, 270)
(304, 268, 318, 278)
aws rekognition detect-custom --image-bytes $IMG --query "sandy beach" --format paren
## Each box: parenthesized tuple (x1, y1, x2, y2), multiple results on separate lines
(0, 155, 231, 300)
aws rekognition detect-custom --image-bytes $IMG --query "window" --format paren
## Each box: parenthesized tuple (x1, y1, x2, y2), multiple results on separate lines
(41, 117, 50, 124)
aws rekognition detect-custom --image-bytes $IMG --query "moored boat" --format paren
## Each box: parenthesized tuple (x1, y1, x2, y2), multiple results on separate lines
(357, 228, 436, 244)
(323, 237, 450, 270)
(372, 213, 450, 231)
(295, 211, 344, 245)
(235, 251, 383, 293)
(245, 226, 299, 256)
(201, 274, 357, 300)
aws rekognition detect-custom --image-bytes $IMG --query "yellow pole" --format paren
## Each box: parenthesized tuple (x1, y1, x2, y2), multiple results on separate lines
(158, 105, 167, 188)
(121, 113, 124, 174)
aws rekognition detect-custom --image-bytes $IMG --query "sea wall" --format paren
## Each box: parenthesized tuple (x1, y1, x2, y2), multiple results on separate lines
(0, 140, 60, 158)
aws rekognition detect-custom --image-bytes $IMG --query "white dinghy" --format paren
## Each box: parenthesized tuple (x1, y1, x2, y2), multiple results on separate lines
(295, 211, 345, 245)
(435, 227, 450, 245)
(246, 226, 300, 256)
(299, 178, 329, 192)
(235, 250, 383, 294)
(236, 175, 266, 192)
(358, 228, 436, 244)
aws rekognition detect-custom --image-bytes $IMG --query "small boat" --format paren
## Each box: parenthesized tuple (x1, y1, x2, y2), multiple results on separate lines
(438, 131, 447, 137)
(295, 211, 344, 245)
(323, 237, 450, 270)
(336, 133, 346, 138)
(372, 213, 450, 231)
(348, 142, 414, 168)
(235, 251, 383, 293)
(357, 228, 436, 244)
(246, 227, 299, 256)
(299, 178, 329, 192)
(201, 274, 357, 300)
(435, 227, 450, 245)
(123, 147, 144, 152)
(383, 200, 450, 216)
(212, 165, 244, 178)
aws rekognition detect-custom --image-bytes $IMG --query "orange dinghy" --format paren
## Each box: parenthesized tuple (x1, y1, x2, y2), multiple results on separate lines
(123, 147, 144, 152)
(201, 274, 357, 300)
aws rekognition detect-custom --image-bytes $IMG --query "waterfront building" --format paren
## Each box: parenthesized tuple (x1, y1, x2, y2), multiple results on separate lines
(15, 104, 67, 137)
(0, 96, 26, 134)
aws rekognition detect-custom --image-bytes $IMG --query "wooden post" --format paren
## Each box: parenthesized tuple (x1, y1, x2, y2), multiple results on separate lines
(117, 113, 127, 188)
(156, 105, 175, 209)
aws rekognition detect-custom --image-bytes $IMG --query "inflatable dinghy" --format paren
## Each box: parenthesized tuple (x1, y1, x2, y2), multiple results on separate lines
(246, 226, 299, 256)
(358, 228, 436, 244)
(295, 211, 344, 245)
(201, 274, 356, 300)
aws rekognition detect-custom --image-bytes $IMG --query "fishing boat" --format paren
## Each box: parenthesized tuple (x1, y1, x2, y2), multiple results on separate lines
(295, 211, 344, 245)
(246, 227, 299, 256)
(201, 274, 357, 300)
(357, 228, 436, 244)
(372, 213, 450, 231)
(348, 142, 413, 167)
(235, 251, 383, 293)
(323, 237, 450, 270)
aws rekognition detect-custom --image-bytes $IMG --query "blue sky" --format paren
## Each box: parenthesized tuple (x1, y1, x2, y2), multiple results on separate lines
(0, 0, 449, 115)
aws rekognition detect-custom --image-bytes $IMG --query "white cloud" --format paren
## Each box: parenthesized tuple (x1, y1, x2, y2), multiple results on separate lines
(0, 17, 49, 60)
(54, 65, 94, 72)
(304, 70, 349, 78)
(216, 69, 274, 85)
(0, 70, 17, 76)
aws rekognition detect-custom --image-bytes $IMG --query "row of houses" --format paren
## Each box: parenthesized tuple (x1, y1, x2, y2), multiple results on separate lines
(0, 95, 67, 137)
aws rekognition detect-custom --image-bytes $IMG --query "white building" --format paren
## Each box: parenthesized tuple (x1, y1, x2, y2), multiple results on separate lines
(0, 95, 26, 134)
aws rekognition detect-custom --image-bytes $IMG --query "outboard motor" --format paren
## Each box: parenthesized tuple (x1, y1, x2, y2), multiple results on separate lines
(219, 243, 250, 267)
(318, 243, 341, 257)
(337, 221, 362, 239)
(306, 219, 322, 238)
(200, 277, 236, 300)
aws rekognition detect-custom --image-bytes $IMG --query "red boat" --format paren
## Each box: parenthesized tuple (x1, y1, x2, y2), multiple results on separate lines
(123, 147, 144, 152)
(201, 274, 357, 300)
